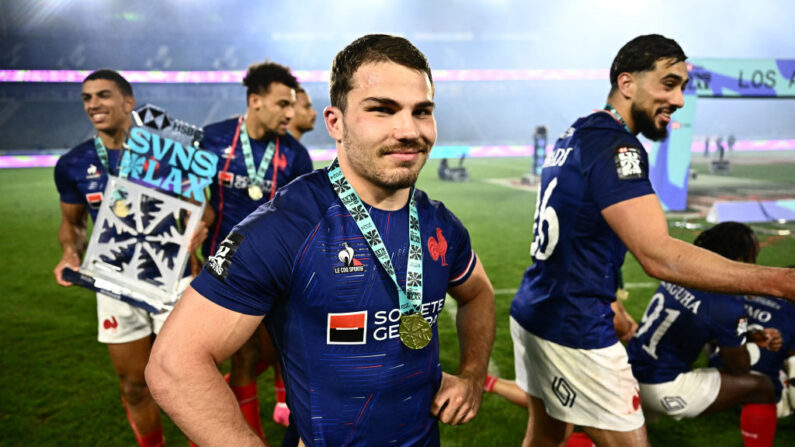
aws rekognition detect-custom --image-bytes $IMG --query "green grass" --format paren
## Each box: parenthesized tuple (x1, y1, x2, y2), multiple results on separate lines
(1, 158, 793, 446)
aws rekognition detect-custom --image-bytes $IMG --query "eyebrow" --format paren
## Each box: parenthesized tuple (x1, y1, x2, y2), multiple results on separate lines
(361, 97, 435, 109)
(81, 89, 112, 97)
(662, 73, 685, 83)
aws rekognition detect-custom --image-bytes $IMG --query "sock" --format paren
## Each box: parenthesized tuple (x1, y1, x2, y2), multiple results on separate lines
(274, 377, 286, 403)
(225, 374, 264, 439)
(139, 428, 165, 447)
(483, 375, 498, 392)
(121, 396, 164, 447)
(565, 432, 595, 447)
(741, 403, 777, 447)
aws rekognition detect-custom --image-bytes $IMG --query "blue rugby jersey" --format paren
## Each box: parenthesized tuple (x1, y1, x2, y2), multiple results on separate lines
(192, 169, 478, 446)
(200, 117, 313, 257)
(54, 139, 124, 221)
(627, 282, 747, 384)
(510, 111, 655, 349)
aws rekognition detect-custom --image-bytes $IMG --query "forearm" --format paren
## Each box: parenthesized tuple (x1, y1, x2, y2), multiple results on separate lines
(58, 219, 86, 259)
(146, 351, 263, 446)
(639, 237, 795, 299)
(455, 293, 495, 381)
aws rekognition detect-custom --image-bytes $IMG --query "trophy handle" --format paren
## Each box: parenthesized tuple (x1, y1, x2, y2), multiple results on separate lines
(62, 267, 165, 314)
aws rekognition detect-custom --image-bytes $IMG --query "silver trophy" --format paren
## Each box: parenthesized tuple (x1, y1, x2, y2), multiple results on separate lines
(64, 105, 217, 313)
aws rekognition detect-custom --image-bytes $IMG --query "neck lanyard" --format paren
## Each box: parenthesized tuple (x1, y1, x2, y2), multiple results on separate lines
(239, 116, 278, 200)
(326, 158, 431, 349)
(603, 103, 631, 133)
(327, 157, 423, 315)
(94, 136, 128, 179)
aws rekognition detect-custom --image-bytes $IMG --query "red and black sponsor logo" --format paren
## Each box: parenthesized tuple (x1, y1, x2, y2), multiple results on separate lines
(219, 171, 234, 188)
(327, 311, 367, 344)
(86, 192, 103, 210)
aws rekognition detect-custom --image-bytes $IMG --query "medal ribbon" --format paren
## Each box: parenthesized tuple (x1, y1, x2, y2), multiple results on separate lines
(327, 158, 423, 315)
(603, 103, 631, 133)
(95, 136, 130, 207)
(239, 116, 277, 191)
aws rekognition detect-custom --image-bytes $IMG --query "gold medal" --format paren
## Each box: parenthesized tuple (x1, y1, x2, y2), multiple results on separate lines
(248, 185, 263, 201)
(399, 313, 432, 350)
(113, 200, 130, 218)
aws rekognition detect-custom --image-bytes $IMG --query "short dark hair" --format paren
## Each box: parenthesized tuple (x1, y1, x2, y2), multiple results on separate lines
(694, 222, 759, 263)
(83, 69, 133, 97)
(243, 61, 299, 98)
(295, 85, 306, 95)
(609, 34, 687, 91)
(329, 34, 433, 111)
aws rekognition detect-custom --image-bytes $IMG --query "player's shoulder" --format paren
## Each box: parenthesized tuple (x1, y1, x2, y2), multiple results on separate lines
(282, 132, 310, 154)
(413, 189, 467, 231)
(235, 169, 333, 236)
(57, 139, 95, 168)
(574, 111, 641, 150)
(201, 116, 240, 146)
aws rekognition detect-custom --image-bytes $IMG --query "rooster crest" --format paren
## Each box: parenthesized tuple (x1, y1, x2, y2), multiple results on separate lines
(427, 227, 448, 266)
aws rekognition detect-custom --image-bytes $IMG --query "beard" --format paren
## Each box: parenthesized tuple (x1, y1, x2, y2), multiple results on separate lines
(342, 127, 431, 190)
(630, 102, 669, 141)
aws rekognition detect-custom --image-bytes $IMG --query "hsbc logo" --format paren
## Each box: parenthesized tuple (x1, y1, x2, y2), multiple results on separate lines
(327, 311, 367, 345)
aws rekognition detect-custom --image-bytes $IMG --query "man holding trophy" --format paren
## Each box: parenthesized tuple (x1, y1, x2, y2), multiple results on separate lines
(53, 69, 209, 447)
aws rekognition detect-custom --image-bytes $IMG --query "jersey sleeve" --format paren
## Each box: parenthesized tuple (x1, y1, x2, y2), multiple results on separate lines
(440, 205, 477, 287)
(291, 141, 314, 179)
(54, 155, 84, 204)
(581, 129, 656, 210)
(191, 201, 296, 315)
(709, 294, 748, 348)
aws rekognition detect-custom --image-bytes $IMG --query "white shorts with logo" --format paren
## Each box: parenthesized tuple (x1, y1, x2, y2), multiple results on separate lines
(510, 317, 644, 431)
(638, 368, 721, 420)
(97, 277, 190, 344)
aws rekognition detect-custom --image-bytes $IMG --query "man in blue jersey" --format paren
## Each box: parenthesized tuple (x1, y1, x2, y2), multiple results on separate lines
(628, 222, 780, 446)
(287, 85, 317, 142)
(53, 69, 199, 447)
(509, 34, 795, 446)
(147, 34, 496, 446)
(200, 61, 313, 437)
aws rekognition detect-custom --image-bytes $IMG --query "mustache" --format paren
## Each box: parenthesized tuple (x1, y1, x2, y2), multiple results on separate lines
(378, 142, 432, 155)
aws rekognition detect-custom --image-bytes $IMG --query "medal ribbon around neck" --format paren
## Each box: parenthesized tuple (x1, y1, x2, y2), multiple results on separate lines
(94, 136, 130, 180)
(239, 116, 277, 195)
(326, 158, 424, 316)
(603, 103, 631, 133)
(95, 135, 130, 217)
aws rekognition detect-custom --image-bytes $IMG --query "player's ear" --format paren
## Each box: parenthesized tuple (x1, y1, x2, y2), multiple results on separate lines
(616, 72, 635, 100)
(123, 95, 135, 114)
(248, 93, 262, 110)
(324, 106, 343, 143)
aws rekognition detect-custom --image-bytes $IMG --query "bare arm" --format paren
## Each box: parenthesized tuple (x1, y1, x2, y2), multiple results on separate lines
(602, 194, 795, 300)
(611, 300, 638, 343)
(53, 202, 88, 286)
(145, 286, 265, 446)
(431, 258, 495, 425)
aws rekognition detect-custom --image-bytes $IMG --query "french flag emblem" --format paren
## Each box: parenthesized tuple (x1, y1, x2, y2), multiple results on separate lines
(327, 311, 367, 345)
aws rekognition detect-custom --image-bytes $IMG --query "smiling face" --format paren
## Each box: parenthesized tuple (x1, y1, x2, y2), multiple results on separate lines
(628, 58, 688, 141)
(248, 82, 297, 137)
(325, 61, 436, 195)
(81, 79, 134, 136)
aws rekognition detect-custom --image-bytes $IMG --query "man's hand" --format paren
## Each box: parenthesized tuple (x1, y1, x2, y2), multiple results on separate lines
(53, 251, 81, 286)
(751, 328, 783, 352)
(430, 371, 484, 425)
(188, 224, 209, 253)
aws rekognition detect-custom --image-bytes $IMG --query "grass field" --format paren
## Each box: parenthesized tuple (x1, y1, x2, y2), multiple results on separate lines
(1, 156, 794, 446)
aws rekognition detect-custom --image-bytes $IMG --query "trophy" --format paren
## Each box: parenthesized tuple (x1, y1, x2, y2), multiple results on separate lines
(63, 105, 218, 313)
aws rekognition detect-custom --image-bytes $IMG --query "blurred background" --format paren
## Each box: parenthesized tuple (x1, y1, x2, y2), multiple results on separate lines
(1, 0, 793, 152)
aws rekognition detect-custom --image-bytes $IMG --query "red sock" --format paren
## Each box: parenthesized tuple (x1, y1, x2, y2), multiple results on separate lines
(483, 375, 498, 392)
(230, 381, 264, 439)
(274, 377, 286, 403)
(139, 428, 165, 447)
(565, 432, 595, 447)
(741, 403, 777, 447)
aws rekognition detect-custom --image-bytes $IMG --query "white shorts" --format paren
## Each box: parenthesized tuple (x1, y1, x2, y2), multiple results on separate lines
(97, 277, 190, 344)
(638, 368, 721, 420)
(510, 317, 644, 431)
